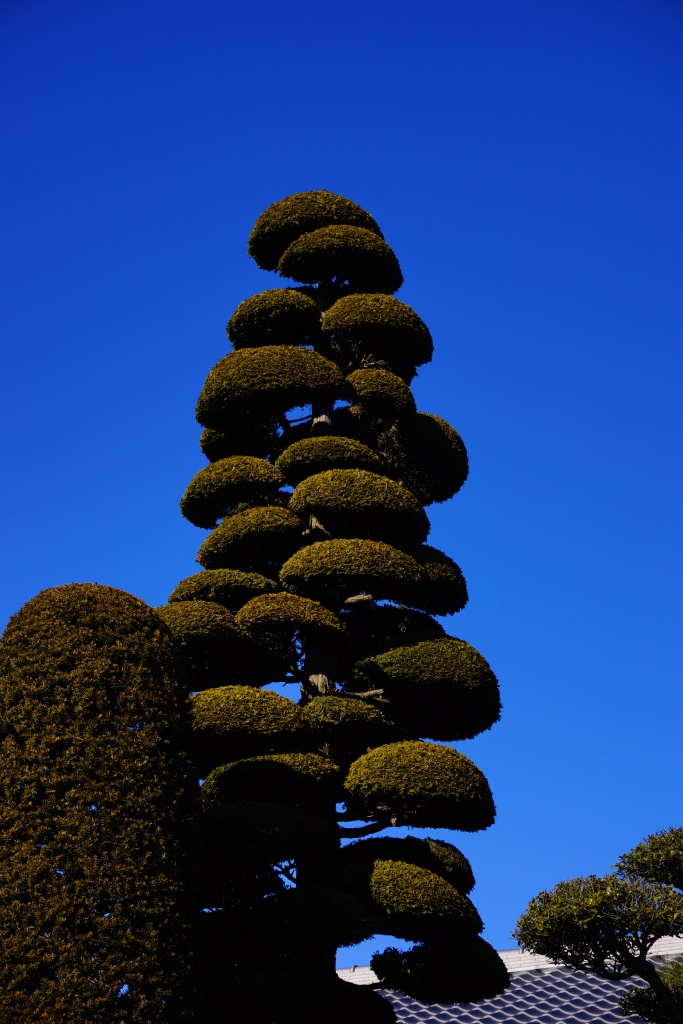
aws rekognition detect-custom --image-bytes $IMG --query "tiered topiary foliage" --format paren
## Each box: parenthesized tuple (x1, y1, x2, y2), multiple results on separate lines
(168, 190, 509, 1021)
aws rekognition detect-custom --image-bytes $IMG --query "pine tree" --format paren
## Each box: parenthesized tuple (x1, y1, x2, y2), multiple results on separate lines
(0, 584, 192, 1022)
(158, 190, 510, 1022)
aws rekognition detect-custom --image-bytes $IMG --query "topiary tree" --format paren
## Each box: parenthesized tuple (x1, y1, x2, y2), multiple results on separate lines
(165, 190, 510, 1020)
(0, 584, 192, 1023)
(514, 828, 683, 1024)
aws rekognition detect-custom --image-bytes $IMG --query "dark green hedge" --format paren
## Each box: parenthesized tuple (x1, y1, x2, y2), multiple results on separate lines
(280, 538, 424, 605)
(228, 971, 396, 1024)
(199, 416, 281, 462)
(168, 568, 279, 611)
(0, 584, 190, 1023)
(377, 412, 468, 505)
(202, 752, 341, 810)
(371, 936, 510, 1005)
(344, 740, 495, 831)
(365, 859, 482, 940)
(197, 506, 305, 572)
(347, 368, 416, 418)
(354, 638, 501, 742)
(342, 836, 475, 895)
(180, 456, 285, 529)
(156, 599, 279, 687)
(235, 592, 346, 649)
(322, 293, 433, 368)
(196, 346, 347, 427)
(248, 190, 383, 272)
(227, 289, 320, 348)
(275, 435, 386, 485)
(290, 469, 429, 547)
(278, 225, 403, 295)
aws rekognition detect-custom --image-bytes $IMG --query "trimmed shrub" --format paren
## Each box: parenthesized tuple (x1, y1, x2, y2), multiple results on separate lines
(280, 538, 424, 605)
(301, 695, 394, 752)
(253, 883, 381, 951)
(290, 469, 429, 547)
(279, 225, 403, 295)
(377, 412, 468, 505)
(180, 456, 284, 529)
(199, 416, 281, 462)
(156, 600, 276, 687)
(169, 568, 279, 611)
(228, 972, 396, 1024)
(365, 859, 482, 939)
(342, 604, 446, 660)
(275, 435, 386, 485)
(192, 801, 338, 867)
(248, 190, 383, 272)
(342, 836, 475, 895)
(0, 584, 190, 1023)
(189, 686, 308, 765)
(410, 544, 469, 615)
(347, 368, 416, 418)
(202, 752, 341, 810)
(197, 506, 305, 572)
(227, 289, 321, 348)
(196, 346, 347, 426)
(322, 294, 433, 368)
(371, 935, 510, 1005)
(353, 638, 501, 742)
(344, 740, 495, 831)
(235, 592, 346, 649)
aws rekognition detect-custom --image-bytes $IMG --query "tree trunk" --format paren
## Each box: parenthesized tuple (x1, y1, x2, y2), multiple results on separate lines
(638, 959, 683, 1024)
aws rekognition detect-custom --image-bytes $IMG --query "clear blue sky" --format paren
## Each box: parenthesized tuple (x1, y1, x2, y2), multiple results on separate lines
(2, 0, 682, 969)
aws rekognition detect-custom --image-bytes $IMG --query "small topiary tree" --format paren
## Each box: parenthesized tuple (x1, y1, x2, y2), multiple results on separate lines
(0, 584, 192, 1023)
(166, 190, 510, 1021)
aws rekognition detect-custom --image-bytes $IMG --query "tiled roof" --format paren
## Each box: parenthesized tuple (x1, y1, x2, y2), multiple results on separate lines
(337, 935, 683, 1023)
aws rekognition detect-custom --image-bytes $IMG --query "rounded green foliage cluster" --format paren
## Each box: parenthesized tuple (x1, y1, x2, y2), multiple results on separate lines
(235, 592, 345, 648)
(275, 435, 386, 485)
(199, 415, 281, 462)
(344, 740, 495, 831)
(279, 225, 403, 295)
(248, 190, 383, 272)
(197, 506, 305, 572)
(347, 368, 416, 418)
(301, 695, 393, 750)
(202, 752, 341, 809)
(280, 538, 424, 605)
(156, 599, 264, 686)
(227, 289, 321, 349)
(366, 860, 482, 939)
(290, 469, 429, 547)
(378, 412, 468, 505)
(0, 584, 190, 1022)
(371, 935, 510, 1005)
(196, 345, 347, 426)
(615, 827, 683, 890)
(180, 456, 285, 529)
(343, 836, 475, 895)
(168, 568, 279, 611)
(354, 638, 501, 742)
(410, 544, 469, 615)
(189, 686, 308, 761)
(343, 604, 446, 660)
(322, 293, 433, 368)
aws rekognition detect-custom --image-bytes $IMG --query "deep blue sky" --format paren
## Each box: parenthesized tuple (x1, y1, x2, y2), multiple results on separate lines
(2, 0, 682, 969)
